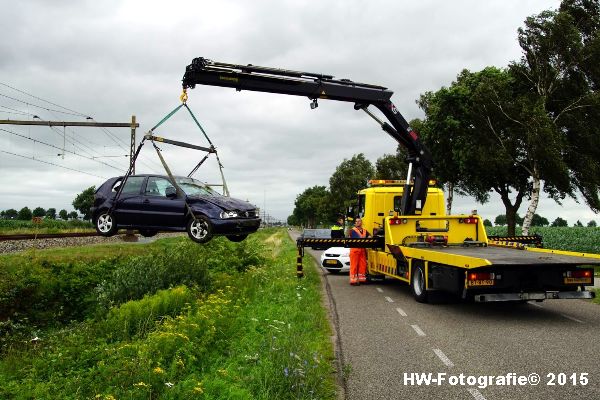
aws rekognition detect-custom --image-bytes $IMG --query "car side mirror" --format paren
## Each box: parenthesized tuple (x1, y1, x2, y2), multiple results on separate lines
(165, 186, 177, 198)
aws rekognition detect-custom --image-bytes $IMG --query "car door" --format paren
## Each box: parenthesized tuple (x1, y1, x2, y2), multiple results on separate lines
(138, 176, 186, 228)
(113, 176, 146, 226)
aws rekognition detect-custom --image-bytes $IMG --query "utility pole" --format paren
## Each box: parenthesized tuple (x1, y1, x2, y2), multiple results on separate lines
(130, 115, 136, 174)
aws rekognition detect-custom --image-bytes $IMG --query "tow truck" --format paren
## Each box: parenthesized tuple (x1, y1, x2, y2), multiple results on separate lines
(182, 57, 600, 303)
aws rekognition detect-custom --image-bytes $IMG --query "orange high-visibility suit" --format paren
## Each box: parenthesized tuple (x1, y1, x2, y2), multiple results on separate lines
(349, 226, 368, 285)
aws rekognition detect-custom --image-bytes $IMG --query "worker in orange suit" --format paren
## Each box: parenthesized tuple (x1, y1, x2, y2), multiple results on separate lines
(349, 217, 370, 285)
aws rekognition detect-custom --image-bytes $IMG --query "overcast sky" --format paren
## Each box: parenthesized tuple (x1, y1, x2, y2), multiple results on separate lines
(1, 0, 596, 224)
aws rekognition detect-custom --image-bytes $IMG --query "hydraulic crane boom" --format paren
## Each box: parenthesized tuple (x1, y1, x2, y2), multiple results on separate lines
(182, 57, 432, 215)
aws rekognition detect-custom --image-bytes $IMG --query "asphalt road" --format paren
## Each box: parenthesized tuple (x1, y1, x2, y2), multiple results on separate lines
(290, 232, 600, 400)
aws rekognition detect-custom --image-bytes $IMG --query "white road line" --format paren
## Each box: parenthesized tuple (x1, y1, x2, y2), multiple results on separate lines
(467, 388, 487, 400)
(385, 296, 394, 303)
(561, 313, 584, 323)
(529, 302, 544, 308)
(432, 348, 454, 368)
(376, 287, 383, 293)
(411, 324, 426, 336)
(396, 307, 407, 317)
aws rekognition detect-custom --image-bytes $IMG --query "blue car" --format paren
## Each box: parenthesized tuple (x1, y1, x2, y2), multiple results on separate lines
(91, 174, 261, 243)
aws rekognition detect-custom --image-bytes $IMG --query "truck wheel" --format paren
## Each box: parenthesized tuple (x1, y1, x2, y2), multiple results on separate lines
(411, 262, 428, 303)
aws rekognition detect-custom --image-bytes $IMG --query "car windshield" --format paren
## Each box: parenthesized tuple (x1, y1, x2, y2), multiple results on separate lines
(175, 177, 220, 196)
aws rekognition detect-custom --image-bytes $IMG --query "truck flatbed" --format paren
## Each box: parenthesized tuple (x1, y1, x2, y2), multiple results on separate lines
(392, 243, 600, 271)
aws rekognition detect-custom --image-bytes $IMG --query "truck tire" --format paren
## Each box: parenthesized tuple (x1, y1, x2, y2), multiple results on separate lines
(411, 262, 428, 303)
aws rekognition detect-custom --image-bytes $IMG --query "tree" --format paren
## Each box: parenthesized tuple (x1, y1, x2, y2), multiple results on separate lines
(59, 209, 69, 220)
(68, 211, 79, 220)
(290, 186, 332, 228)
(574, 220, 584, 227)
(4, 209, 18, 219)
(494, 215, 507, 226)
(374, 147, 408, 180)
(483, 219, 493, 227)
(418, 68, 532, 236)
(511, 1, 600, 233)
(588, 220, 597, 227)
(72, 186, 96, 220)
(45, 208, 57, 220)
(531, 213, 549, 226)
(551, 217, 568, 227)
(32, 207, 46, 218)
(329, 154, 375, 212)
(17, 207, 32, 220)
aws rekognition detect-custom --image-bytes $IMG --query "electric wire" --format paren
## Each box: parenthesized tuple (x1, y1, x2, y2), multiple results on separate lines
(0, 127, 125, 171)
(0, 82, 90, 118)
(0, 150, 106, 179)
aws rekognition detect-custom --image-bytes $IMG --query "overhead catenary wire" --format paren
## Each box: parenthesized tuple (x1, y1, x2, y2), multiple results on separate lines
(0, 126, 125, 171)
(0, 149, 106, 179)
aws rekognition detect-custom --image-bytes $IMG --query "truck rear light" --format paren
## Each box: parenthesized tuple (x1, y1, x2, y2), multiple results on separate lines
(565, 269, 593, 278)
(425, 235, 447, 245)
(390, 218, 408, 225)
(460, 217, 478, 224)
(468, 272, 495, 281)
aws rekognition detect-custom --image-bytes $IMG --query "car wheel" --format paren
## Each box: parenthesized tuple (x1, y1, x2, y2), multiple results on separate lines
(226, 234, 248, 242)
(95, 211, 117, 237)
(139, 229, 158, 238)
(187, 215, 213, 244)
(411, 262, 428, 303)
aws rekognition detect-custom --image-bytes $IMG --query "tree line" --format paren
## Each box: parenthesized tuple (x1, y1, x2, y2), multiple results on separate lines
(0, 185, 96, 221)
(289, 0, 600, 233)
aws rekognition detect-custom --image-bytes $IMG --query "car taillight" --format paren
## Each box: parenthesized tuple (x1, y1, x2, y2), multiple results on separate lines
(468, 272, 495, 281)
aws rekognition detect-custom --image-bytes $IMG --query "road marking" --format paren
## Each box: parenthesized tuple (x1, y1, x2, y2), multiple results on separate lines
(385, 296, 394, 303)
(467, 388, 487, 400)
(529, 302, 544, 308)
(411, 324, 426, 336)
(376, 287, 383, 293)
(561, 313, 584, 323)
(396, 307, 407, 317)
(432, 348, 454, 368)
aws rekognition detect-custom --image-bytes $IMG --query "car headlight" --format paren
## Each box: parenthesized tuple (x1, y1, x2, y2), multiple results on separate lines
(220, 210, 239, 219)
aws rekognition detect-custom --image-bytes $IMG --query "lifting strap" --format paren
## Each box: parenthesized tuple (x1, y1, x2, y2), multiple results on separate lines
(151, 140, 197, 222)
(145, 100, 230, 196)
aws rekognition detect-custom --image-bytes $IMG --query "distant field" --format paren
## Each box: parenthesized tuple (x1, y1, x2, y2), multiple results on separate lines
(486, 226, 600, 254)
(0, 219, 93, 234)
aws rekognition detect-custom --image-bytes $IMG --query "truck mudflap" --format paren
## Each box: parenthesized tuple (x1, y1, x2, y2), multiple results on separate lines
(474, 291, 596, 303)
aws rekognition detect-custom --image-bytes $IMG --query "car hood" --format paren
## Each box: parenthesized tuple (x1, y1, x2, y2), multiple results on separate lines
(188, 195, 255, 211)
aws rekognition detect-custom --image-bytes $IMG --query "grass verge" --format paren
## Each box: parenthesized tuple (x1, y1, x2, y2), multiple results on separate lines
(0, 228, 336, 399)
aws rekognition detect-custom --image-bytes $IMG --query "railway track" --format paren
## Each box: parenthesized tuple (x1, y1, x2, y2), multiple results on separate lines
(0, 232, 99, 241)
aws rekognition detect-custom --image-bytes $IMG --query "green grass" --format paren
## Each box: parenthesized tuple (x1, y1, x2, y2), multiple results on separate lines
(0, 229, 337, 399)
(486, 226, 600, 254)
(0, 219, 93, 234)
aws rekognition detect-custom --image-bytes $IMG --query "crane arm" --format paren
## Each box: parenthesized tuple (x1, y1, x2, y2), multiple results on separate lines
(182, 57, 432, 215)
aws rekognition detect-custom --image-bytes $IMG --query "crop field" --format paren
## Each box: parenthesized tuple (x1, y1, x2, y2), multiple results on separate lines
(0, 219, 93, 234)
(0, 228, 336, 399)
(486, 226, 600, 255)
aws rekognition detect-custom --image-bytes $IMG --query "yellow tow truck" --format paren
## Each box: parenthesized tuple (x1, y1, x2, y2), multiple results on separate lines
(181, 57, 600, 303)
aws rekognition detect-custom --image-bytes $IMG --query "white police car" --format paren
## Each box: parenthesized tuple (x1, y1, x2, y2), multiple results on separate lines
(320, 247, 350, 273)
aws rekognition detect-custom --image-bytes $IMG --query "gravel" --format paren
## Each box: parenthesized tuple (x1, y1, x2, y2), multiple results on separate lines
(0, 232, 185, 254)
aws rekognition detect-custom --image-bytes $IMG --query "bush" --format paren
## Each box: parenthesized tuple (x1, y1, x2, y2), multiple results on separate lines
(103, 285, 196, 341)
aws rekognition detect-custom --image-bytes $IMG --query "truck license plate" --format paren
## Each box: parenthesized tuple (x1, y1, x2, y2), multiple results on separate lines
(467, 279, 494, 287)
(564, 277, 591, 284)
(325, 259, 338, 265)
